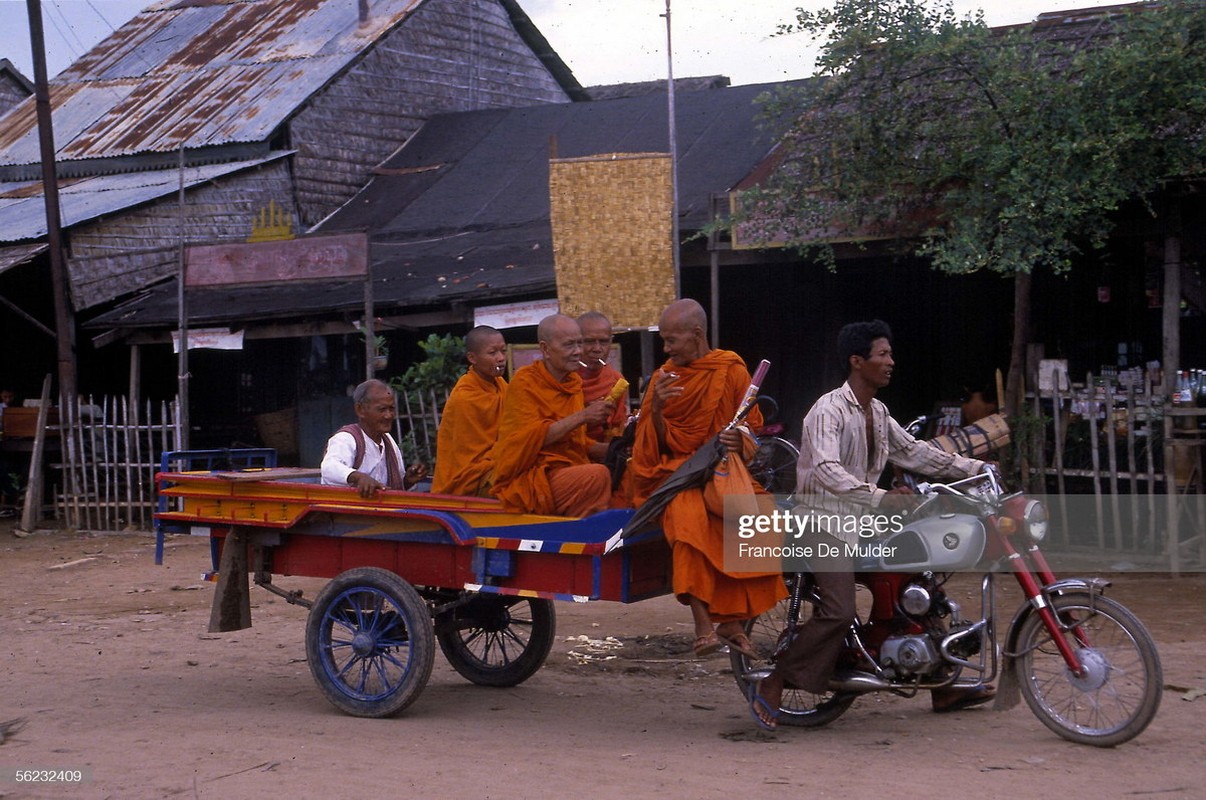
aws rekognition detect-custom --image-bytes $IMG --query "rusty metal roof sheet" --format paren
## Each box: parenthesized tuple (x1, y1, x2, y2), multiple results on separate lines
(0, 0, 423, 166)
(83, 81, 790, 330)
(0, 152, 291, 241)
(0, 242, 48, 277)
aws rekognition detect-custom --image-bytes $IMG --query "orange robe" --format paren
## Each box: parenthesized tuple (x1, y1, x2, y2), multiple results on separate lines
(431, 370, 507, 496)
(630, 350, 786, 622)
(490, 360, 610, 516)
(578, 364, 630, 442)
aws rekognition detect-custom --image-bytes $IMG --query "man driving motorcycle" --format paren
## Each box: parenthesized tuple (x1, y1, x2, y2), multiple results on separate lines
(749, 320, 996, 731)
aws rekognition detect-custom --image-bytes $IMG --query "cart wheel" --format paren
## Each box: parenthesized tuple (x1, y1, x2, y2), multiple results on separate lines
(436, 594, 555, 687)
(305, 567, 434, 718)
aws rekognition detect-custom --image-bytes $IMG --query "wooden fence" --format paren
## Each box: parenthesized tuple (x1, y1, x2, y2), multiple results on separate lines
(1019, 369, 1203, 568)
(56, 395, 181, 532)
(395, 388, 449, 469)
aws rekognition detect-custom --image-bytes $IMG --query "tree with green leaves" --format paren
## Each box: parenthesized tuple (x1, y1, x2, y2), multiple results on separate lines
(744, 0, 1205, 413)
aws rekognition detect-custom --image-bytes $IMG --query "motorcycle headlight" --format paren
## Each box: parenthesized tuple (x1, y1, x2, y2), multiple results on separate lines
(1023, 499, 1048, 543)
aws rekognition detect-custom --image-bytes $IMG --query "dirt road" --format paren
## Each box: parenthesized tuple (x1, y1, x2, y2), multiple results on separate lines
(2, 525, 1204, 799)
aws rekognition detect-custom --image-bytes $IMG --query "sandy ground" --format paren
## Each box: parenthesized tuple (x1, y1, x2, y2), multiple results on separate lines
(2, 522, 1204, 800)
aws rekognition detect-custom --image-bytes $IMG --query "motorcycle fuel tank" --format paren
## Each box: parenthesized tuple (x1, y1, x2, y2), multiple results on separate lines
(854, 514, 986, 572)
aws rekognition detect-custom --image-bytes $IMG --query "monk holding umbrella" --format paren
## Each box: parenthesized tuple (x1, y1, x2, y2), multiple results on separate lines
(629, 299, 786, 658)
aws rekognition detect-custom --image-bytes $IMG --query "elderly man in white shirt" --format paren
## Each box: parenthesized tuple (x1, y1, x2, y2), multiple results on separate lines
(321, 379, 426, 497)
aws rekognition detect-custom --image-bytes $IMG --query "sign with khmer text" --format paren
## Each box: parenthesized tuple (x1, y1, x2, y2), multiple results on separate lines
(185, 232, 368, 288)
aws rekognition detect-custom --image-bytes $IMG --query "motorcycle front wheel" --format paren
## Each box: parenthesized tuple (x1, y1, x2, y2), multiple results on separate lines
(1015, 592, 1162, 746)
(731, 575, 857, 728)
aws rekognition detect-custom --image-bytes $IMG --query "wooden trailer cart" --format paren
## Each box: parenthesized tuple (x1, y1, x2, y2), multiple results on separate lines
(155, 455, 670, 718)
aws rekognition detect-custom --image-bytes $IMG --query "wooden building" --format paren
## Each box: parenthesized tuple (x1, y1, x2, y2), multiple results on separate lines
(0, 60, 33, 118)
(0, 0, 582, 402)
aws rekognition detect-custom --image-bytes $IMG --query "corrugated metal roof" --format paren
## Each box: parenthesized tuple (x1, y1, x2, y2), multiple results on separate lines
(0, 152, 291, 241)
(0, 242, 48, 276)
(83, 81, 791, 330)
(0, 0, 423, 165)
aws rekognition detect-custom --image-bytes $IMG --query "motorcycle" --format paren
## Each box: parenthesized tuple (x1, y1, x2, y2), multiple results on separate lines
(734, 466, 1163, 746)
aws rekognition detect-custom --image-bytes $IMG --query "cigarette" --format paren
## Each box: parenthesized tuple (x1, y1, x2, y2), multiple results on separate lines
(594, 358, 607, 367)
(576, 360, 591, 369)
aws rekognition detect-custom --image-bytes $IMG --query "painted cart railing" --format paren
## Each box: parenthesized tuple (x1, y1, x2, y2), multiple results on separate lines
(155, 461, 669, 718)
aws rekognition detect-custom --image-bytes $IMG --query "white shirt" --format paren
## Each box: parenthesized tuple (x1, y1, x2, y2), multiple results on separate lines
(320, 429, 407, 488)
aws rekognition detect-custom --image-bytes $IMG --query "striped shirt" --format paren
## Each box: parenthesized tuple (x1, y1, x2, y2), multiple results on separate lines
(795, 382, 983, 543)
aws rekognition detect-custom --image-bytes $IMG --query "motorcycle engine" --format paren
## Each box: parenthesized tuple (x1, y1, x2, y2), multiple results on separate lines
(880, 635, 942, 678)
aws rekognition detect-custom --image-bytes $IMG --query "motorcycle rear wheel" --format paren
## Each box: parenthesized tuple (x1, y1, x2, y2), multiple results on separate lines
(731, 577, 856, 728)
(1015, 592, 1162, 747)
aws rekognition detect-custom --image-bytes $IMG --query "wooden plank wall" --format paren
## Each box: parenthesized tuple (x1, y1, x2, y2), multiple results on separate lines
(0, 74, 30, 119)
(65, 161, 296, 310)
(289, 0, 572, 226)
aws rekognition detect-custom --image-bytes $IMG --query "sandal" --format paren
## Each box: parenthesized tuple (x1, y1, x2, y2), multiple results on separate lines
(932, 684, 996, 713)
(693, 632, 723, 657)
(747, 680, 779, 731)
(716, 631, 761, 660)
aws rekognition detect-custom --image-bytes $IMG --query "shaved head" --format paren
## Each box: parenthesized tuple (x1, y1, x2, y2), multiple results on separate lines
(659, 298, 707, 334)
(576, 311, 610, 328)
(466, 325, 503, 354)
(536, 314, 583, 381)
(537, 314, 578, 343)
(658, 298, 710, 367)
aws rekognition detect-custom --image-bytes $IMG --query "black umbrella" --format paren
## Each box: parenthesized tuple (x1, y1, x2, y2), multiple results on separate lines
(618, 360, 770, 539)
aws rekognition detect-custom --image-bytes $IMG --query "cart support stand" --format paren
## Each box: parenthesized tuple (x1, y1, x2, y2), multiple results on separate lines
(209, 527, 251, 632)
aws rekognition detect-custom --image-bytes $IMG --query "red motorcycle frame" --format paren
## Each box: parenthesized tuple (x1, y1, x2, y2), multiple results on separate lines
(734, 468, 1163, 746)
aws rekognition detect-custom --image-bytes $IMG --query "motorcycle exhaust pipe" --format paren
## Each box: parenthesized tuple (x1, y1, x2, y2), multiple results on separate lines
(828, 671, 893, 693)
(742, 668, 892, 694)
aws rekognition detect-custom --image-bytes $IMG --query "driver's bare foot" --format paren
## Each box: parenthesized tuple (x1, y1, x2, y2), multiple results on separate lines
(750, 672, 784, 730)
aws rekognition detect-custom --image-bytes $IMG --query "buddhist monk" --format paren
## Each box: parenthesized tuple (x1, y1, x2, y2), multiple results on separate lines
(489, 314, 615, 516)
(431, 326, 508, 496)
(576, 311, 630, 443)
(630, 299, 786, 658)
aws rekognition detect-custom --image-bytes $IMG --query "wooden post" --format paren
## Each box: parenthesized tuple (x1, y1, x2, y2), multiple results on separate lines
(1086, 372, 1104, 550)
(1104, 376, 1121, 550)
(1162, 204, 1181, 575)
(1125, 381, 1140, 549)
(1143, 379, 1157, 553)
(209, 528, 252, 632)
(16, 375, 52, 533)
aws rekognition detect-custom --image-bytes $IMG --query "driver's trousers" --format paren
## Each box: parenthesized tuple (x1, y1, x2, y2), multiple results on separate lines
(772, 532, 856, 694)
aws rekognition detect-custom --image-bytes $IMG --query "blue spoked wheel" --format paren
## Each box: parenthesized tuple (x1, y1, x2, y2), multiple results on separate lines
(305, 567, 434, 718)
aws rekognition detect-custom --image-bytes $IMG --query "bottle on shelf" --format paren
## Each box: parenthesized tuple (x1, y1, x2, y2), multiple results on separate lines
(1173, 370, 1191, 407)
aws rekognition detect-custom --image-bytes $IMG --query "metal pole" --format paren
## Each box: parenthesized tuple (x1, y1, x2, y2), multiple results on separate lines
(708, 194, 720, 346)
(364, 265, 375, 382)
(26, 0, 78, 493)
(177, 145, 190, 449)
(663, 0, 680, 297)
